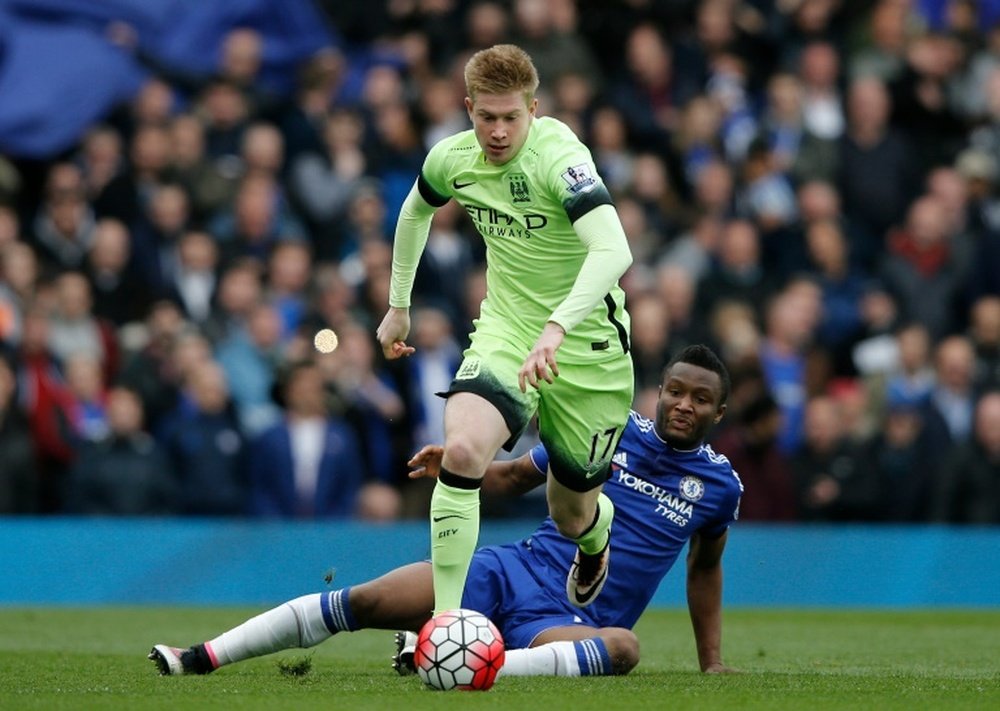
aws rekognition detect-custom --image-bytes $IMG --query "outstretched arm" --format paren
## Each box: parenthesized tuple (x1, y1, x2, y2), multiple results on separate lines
(409, 445, 546, 497)
(686, 530, 738, 673)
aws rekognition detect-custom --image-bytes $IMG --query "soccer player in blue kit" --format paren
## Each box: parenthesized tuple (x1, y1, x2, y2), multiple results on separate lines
(150, 346, 743, 678)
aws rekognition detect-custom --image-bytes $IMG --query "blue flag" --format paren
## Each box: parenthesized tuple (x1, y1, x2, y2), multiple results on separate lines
(0, 0, 337, 158)
(0, 8, 146, 157)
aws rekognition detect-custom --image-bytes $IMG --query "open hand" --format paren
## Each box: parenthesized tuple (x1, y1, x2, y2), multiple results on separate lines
(407, 445, 444, 479)
(518, 322, 565, 393)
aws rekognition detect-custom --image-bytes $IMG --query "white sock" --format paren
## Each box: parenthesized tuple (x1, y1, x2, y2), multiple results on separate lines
(205, 591, 350, 667)
(498, 641, 582, 677)
(498, 638, 612, 677)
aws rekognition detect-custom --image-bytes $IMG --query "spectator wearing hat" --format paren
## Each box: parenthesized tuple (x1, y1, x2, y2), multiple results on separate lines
(860, 385, 937, 521)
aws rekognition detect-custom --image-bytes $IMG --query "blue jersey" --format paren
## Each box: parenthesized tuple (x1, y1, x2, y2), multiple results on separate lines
(518, 410, 743, 630)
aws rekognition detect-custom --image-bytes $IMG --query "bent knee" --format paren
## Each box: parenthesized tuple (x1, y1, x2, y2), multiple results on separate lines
(547, 496, 595, 540)
(599, 628, 640, 675)
(442, 437, 490, 477)
(551, 510, 591, 540)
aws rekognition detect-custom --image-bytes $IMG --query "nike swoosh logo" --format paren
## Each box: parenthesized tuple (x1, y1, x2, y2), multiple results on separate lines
(452, 179, 475, 189)
(570, 563, 609, 606)
(432, 514, 469, 523)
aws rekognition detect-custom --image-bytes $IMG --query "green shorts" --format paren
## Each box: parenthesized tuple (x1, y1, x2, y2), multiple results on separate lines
(443, 332, 633, 492)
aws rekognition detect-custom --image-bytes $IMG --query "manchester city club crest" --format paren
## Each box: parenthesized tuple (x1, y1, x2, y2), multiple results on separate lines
(456, 359, 481, 380)
(508, 173, 531, 203)
(679, 476, 705, 502)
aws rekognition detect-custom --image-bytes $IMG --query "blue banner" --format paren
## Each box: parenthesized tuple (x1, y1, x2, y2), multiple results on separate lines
(0, 9, 146, 157)
(1, 518, 998, 607)
(0, 0, 337, 158)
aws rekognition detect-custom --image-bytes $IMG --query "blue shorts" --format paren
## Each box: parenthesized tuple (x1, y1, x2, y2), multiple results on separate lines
(460, 542, 600, 649)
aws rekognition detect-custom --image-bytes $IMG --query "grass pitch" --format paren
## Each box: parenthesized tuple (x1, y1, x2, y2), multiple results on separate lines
(0, 607, 996, 710)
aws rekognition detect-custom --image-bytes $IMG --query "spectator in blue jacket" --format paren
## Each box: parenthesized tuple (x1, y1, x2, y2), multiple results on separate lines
(247, 359, 365, 518)
(165, 360, 248, 516)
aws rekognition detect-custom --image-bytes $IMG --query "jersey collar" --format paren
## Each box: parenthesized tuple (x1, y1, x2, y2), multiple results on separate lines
(652, 425, 703, 453)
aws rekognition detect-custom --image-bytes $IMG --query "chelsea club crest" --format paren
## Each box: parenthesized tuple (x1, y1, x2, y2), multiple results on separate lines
(679, 476, 705, 502)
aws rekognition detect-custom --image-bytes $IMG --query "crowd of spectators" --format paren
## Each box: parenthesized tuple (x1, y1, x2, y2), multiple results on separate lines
(1, 0, 999, 524)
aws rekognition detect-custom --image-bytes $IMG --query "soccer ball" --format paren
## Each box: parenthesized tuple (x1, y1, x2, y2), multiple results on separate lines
(414, 608, 505, 691)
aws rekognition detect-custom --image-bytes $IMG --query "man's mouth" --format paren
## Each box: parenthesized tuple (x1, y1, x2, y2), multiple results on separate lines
(669, 418, 692, 431)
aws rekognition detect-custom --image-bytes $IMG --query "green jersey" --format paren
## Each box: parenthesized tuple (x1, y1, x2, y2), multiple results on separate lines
(412, 117, 631, 364)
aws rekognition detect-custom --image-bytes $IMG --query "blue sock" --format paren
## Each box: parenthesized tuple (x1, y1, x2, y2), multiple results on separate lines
(573, 638, 611, 676)
(320, 587, 358, 634)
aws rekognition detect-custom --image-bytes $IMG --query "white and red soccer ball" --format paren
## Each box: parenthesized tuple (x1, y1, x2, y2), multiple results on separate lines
(414, 608, 505, 691)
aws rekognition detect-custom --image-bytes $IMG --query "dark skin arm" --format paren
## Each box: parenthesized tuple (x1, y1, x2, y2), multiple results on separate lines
(686, 530, 739, 673)
(408, 445, 545, 497)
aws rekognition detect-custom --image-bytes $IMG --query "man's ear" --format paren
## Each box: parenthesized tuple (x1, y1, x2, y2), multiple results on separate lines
(714, 403, 727, 424)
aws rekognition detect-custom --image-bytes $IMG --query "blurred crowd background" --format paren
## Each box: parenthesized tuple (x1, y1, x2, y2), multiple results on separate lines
(1, 0, 999, 524)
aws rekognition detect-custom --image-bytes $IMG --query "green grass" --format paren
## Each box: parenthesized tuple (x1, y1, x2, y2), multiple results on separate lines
(0, 607, 997, 710)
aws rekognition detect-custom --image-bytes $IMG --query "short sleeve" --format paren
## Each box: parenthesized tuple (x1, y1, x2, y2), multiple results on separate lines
(419, 140, 453, 205)
(527, 443, 549, 475)
(538, 124, 615, 223)
(699, 479, 742, 538)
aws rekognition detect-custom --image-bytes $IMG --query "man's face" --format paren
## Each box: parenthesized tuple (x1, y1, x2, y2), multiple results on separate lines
(465, 91, 536, 165)
(655, 362, 725, 448)
(107, 389, 144, 435)
(287, 366, 327, 417)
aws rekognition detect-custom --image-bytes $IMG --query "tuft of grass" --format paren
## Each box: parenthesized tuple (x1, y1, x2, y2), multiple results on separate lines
(0, 607, 997, 710)
(276, 654, 313, 677)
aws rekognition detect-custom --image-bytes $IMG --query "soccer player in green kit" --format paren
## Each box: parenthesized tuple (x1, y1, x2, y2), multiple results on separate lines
(376, 44, 633, 614)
